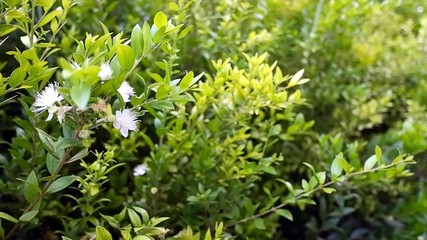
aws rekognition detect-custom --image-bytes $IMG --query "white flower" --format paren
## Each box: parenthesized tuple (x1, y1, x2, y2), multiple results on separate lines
(20, 35, 37, 48)
(113, 109, 138, 137)
(133, 163, 148, 176)
(118, 81, 135, 102)
(56, 106, 72, 124)
(31, 83, 63, 121)
(46, 105, 58, 121)
(98, 62, 113, 81)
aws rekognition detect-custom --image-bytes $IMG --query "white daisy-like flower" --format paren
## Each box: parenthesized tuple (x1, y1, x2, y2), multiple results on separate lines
(56, 106, 72, 124)
(133, 163, 148, 176)
(31, 83, 63, 121)
(98, 62, 113, 81)
(117, 81, 135, 102)
(113, 108, 138, 137)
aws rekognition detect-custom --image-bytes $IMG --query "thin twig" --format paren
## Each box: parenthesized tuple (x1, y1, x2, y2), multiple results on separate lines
(225, 162, 408, 227)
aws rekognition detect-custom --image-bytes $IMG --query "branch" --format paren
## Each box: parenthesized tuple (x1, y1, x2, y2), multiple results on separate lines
(225, 162, 409, 228)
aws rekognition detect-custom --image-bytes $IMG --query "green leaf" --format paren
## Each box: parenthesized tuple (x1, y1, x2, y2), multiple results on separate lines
(46, 153, 60, 175)
(9, 65, 27, 88)
(132, 236, 151, 240)
(179, 71, 194, 90)
(308, 176, 318, 189)
(114, 207, 127, 221)
(168, 2, 180, 11)
(178, 25, 193, 39)
(288, 69, 304, 87)
(133, 206, 149, 224)
(284, 181, 294, 194)
(364, 155, 377, 171)
(131, 24, 143, 58)
(47, 175, 78, 194)
(56, 138, 81, 150)
(204, 229, 212, 240)
(154, 11, 168, 29)
(19, 210, 39, 222)
(95, 226, 112, 240)
(261, 165, 277, 175)
(142, 22, 152, 54)
(322, 188, 336, 194)
(37, 128, 57, 157)
(191, 72, 205, 86)
(36, 8, 62, 28)
(155, 84, 170, 99)
(0, 24, 17, 37)
(303, 162, 315, 171)
(375, 145, 382, 164)
(0, 212, 18, 223)
(392, 154, 404, 164)
(301, 179, 310, 191)
(70, 84, 91, 110)
(100, 213, 120, 228)
(275, 209, 293, 221)
(117, 44, 135, 70)
(316, 172, 326, 185)
(149, 216, 169, 226)
(148, 100, 174, 110)
(68, 148, 89, 163)
(23, 171, 40, 203)
(331, 153, 351, 177)
(127, 208, 142, 228)
(254, 218, 265, 230)
(153, 26, 166, 43)
(36, 0, 54, 10)
(148, 72, 163, 82)
(331, 156, 342, 177)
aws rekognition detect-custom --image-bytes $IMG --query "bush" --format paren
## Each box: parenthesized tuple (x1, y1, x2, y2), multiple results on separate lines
(0, 0, 424, 239)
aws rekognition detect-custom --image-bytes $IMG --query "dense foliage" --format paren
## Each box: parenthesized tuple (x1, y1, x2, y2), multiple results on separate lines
(0, 0, 425, 239)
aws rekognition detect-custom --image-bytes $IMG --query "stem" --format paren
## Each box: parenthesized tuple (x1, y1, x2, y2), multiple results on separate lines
(29, 0, 36, 47)
(5, 149, 72, 240)
(6, 110, 83, 239)
(310, 0, 324, 37)
(30, 118, 39, 163)
(225, 162, 406, 228)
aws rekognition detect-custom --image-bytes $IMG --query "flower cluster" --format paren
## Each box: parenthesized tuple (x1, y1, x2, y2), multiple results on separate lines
(31, 83, 71, 124)
(31, 62, 139, 138)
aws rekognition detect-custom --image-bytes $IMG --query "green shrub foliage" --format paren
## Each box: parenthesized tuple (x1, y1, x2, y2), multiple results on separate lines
(0, 0, 425, 239)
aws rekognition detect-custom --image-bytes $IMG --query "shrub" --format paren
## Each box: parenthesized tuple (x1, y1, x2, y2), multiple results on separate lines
(0, 0, 424, 239)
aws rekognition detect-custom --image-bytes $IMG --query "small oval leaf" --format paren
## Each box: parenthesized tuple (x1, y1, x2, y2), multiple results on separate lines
(47, 175, 78, 194)
(275, 209, 293, 221)
(364, 155, 377, 171)
(154, 11, 168, 29)
(95, 226, 112, 240)
(19, 210, 39, 222)
(117, 44, 135, 70)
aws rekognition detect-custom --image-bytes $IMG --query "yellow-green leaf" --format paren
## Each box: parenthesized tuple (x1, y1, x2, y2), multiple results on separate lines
(95, 226, 112, 240)
(117, 44, 135, 70)
(154, 11, 168, 29)
(19, 210, 39, 222)
(275, 209, 293, 221)
(364, 155, 377, 171)
(179, 71, 194, 90)
(0, 212, 18, 223)
(131, 24, 143, 58)
(36, 9, 62, 28)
